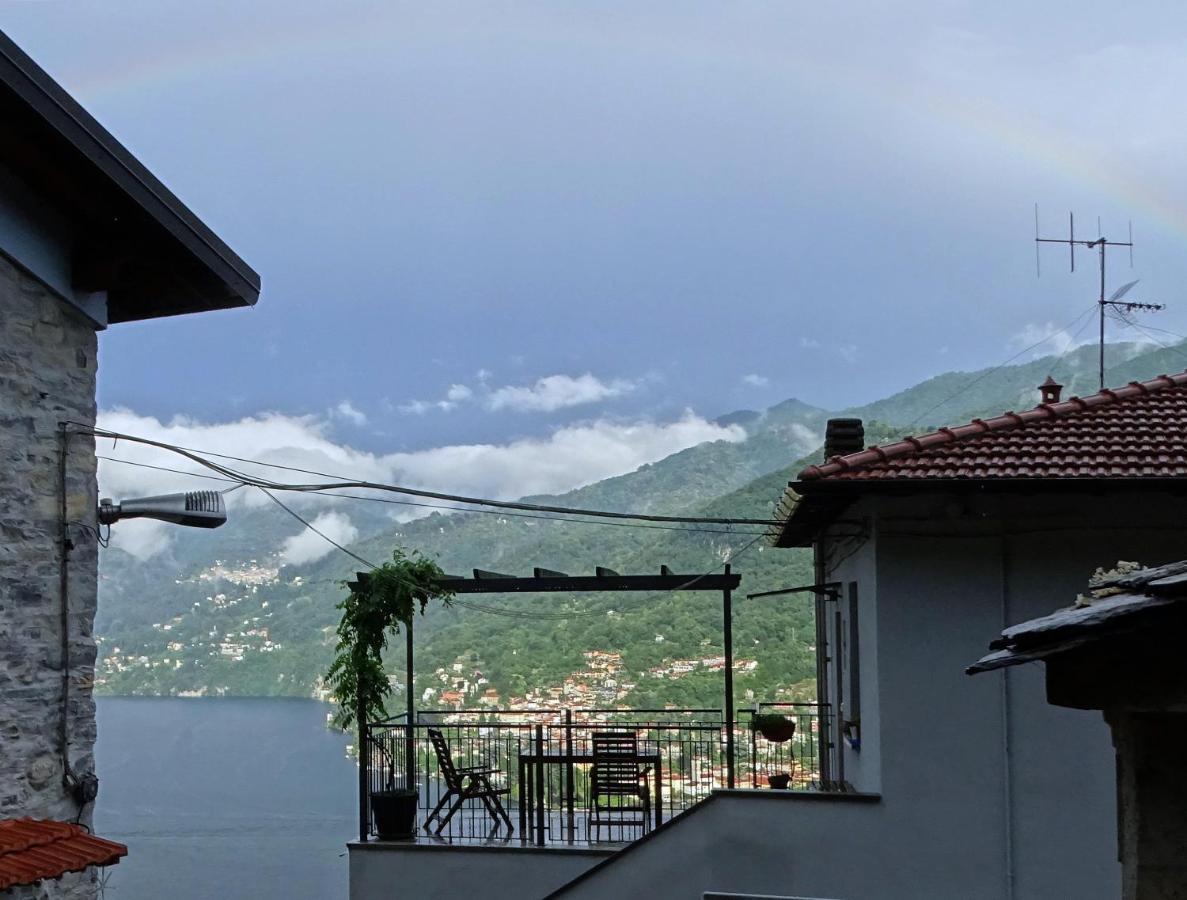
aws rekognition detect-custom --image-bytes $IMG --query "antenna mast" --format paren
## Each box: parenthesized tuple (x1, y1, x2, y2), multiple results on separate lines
(1035, 207, 1163, 389)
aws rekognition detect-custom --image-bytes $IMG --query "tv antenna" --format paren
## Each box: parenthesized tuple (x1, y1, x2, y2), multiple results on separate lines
(1035, 206, 1164, 389)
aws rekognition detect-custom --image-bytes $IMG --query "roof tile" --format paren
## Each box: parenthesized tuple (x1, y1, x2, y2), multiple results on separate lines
(799, 371, 1187, 483)
(0, 819, 126, 890)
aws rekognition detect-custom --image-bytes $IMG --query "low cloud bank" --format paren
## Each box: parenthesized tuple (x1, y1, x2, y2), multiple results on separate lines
(95, 408, 744, 559)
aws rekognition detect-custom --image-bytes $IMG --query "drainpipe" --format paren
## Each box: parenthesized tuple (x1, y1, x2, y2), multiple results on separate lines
(999, 536, 1015, 900)
(58, 424, 74, 789)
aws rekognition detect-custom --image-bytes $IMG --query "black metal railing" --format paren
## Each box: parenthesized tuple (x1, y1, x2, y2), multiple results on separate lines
(738, 701, 834, 790)
(362, 704, 833, 846)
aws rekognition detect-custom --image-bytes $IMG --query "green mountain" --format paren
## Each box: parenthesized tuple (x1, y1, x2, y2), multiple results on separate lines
(94, 340, 1187, 710)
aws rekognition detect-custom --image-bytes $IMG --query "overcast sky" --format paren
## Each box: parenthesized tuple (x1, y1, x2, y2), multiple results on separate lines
(8, 2, 1187, 553)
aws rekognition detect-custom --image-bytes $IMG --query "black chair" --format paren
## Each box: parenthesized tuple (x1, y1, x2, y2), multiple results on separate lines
(589, 730, 652, 841)
(424, 728, 513, 834)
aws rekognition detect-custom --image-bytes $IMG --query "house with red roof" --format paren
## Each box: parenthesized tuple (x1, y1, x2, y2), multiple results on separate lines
(545, 373, 1187, 900)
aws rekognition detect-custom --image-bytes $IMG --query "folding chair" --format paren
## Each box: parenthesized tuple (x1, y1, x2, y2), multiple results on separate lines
(424, 728, 513, 834)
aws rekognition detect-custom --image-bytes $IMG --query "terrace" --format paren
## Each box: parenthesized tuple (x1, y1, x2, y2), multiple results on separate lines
(363, 701, 834, 848)
(350, 567, 848, 873)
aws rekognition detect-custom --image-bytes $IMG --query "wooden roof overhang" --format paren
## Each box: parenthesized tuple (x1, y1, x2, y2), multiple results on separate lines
(0, 29, 259, 324)
(350, 566, 741, 595)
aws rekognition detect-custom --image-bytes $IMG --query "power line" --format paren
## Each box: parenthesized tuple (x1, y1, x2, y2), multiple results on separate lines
(77, 424, 780, 527)
(1126, 321, 1187, 366)
(258, 487, 377, 570)
(96, 454, 767, 537)
(265, 485, 766, 622)
(908, 304, 1097, 428)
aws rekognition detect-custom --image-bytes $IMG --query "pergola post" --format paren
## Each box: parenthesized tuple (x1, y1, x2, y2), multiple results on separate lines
(405, 615, 415, 791)
(723, 563, 735, 789)
(357, 697, 369, 842)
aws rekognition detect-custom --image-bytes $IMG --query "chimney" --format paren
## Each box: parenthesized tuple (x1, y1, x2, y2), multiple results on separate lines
(1039, 375, 1063, 404)
(824, 418, 864, 459)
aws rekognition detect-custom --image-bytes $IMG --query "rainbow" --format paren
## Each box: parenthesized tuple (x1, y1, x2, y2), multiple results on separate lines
(62, 13, 1186, 241)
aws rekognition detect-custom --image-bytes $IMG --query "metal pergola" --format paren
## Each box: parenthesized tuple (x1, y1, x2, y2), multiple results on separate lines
(349, 564, 742, 840)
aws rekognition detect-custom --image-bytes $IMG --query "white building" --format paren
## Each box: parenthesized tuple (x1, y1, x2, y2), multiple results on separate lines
(539, 373, 1187, 899)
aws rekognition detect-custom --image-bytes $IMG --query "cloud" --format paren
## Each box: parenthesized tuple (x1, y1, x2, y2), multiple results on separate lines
(1010, 321, 1094, 358)
(741, 374, 769, 388)
(401, 373, 636, 415)
(280, 511, 359, 565)
(333, 401, 367, 426)
(445, 384, 473, 403)
(836, 344, 858, 363)
(486, 374, 635, 412)
(798, 337, 821, 349)
(95, 407, 743, 559)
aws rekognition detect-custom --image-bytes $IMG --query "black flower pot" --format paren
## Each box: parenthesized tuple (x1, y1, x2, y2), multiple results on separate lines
(767, 773, 791, 790)
(372, 789, 417, 839)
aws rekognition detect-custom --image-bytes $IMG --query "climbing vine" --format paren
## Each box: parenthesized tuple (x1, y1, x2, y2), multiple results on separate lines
(326, 548, 452, 729)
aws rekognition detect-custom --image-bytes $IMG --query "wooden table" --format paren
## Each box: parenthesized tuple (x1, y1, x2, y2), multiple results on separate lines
(517, 749, 663, 845)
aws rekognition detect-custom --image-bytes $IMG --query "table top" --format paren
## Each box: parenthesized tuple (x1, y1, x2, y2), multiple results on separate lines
(518, 750, 661, 764)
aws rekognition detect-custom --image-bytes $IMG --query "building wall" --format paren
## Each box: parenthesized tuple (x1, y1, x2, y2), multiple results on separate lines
(349, 842, 606, 900)
(832, 491, 1187, 900)
(554, 492, 1187, 900)
(0, 250, 101, 899)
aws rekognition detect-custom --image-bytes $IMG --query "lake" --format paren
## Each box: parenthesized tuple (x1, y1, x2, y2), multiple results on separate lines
(95, 697, 358, 900)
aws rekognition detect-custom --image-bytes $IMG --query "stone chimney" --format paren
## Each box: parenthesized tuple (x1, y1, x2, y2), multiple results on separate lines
(824, 418, 864, 458)
(1039, 375, 1063, 404)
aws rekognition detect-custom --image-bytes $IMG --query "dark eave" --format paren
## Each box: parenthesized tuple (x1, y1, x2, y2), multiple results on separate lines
(770, 476, 1187, 548)
(0, 29, 260, 323)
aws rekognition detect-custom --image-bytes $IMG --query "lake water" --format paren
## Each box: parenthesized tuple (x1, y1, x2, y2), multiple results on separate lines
(94, 697, 358, 900)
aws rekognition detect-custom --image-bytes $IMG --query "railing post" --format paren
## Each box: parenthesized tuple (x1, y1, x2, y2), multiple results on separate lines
(405, 617, 416, 793)
(564, 709, 574, 841)
(723, 565, 735, 789)
(534, 723, 546, 846)
(357, 700, 369, 843)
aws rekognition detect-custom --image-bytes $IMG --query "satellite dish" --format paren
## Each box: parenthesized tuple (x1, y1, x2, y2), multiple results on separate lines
(1109, 279, 1140, 302)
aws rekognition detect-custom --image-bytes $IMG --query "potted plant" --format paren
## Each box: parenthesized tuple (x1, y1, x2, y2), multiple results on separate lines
(766, 772, 791, 790)
(750, 711, 796, 743)
(326, 548, 453, 839)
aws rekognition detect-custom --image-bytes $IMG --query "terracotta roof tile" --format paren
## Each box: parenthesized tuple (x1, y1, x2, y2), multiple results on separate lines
(0, 819, 126, 890)
(799, 371, 1187, 483)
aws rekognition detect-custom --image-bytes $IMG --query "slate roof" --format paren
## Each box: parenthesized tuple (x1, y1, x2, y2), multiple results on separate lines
(0, 818, 126, 890)
(799, 371, 1187, 482)
(968, 560, 1187, 674)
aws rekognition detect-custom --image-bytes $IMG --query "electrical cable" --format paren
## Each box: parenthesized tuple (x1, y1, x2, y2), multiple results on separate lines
(908, 304, 1097, 428)
(1126, 321, 1187, 366)
(95, 455, 767, 537)
(263, 483, 766, 621)
(75, 424, 780, 527)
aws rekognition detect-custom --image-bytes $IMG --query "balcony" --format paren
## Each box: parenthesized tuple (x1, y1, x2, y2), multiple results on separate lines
(359, 702, 836, 849)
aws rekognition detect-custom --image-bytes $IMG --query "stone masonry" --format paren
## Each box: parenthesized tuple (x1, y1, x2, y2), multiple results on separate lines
(1, 252, 102, 899)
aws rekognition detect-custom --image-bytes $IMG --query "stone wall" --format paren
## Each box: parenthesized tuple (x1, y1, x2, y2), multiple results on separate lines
(0, 251, 101, 899)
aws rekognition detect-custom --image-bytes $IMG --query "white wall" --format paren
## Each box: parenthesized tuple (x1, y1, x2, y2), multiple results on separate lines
(834, 490, 1187, 900)
(349, 841, 605, 900)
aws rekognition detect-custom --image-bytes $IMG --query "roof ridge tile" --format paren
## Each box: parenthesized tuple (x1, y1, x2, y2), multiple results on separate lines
(796, 368, 1187, 482)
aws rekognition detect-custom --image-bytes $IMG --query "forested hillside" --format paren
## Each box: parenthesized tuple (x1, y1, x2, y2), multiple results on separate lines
(95, 340, 1187, 710)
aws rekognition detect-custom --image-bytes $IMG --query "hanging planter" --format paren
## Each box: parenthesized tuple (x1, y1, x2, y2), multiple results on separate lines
(750, 712, 796, 743)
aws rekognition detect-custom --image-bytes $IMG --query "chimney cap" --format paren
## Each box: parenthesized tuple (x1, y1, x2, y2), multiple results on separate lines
(824, 417, 865, 459)
(1039, 375, 1063, 404)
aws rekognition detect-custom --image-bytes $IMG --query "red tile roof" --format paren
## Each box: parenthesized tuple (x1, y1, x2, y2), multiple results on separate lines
(0, 819, 126, 890)
(799, 371, 1187, 482)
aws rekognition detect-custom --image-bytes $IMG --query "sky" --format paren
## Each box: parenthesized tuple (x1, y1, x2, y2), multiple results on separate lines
(8, 1, 1187, 554)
